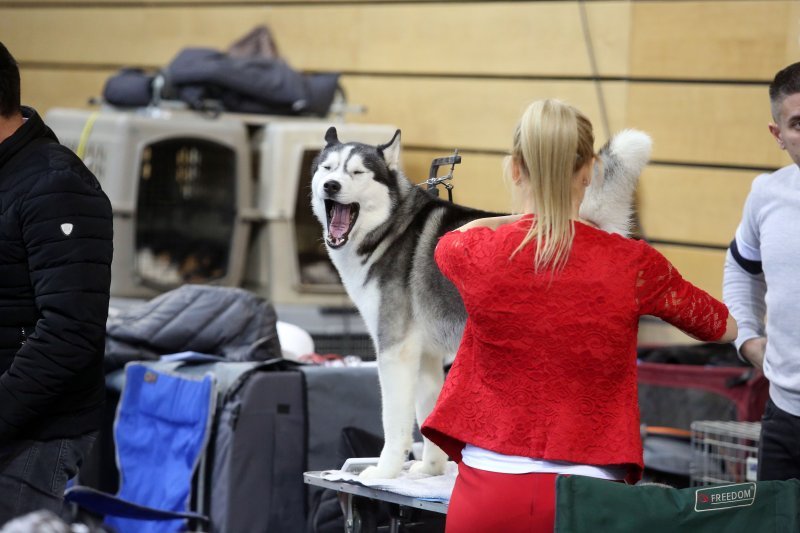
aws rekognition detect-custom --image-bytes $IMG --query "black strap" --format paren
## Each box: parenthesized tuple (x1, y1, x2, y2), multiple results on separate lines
(729, 238, 763, 275)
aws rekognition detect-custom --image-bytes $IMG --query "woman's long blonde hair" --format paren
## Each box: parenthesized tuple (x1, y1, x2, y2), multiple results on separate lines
(504, 99, 595, 272)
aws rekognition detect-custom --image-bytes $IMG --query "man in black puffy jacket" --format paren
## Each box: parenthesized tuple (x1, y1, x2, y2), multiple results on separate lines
(0, 42, 113, 523)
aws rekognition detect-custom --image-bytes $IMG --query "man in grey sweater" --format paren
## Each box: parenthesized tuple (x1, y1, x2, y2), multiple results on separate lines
(723, 62, 800, 481)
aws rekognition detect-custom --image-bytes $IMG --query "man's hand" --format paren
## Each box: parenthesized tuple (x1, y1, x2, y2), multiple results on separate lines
(740, 337, 767, 371)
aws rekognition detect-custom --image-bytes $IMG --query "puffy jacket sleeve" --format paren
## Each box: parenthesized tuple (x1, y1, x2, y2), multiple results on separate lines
(635, 240, 728, 342)
(0, 161, 113, 440)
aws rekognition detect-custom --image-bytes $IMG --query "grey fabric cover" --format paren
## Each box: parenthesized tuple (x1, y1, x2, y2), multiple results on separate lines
(210, 367, 304, 533)
(300, 365, 383, 473)
(104, 285, 281, 372)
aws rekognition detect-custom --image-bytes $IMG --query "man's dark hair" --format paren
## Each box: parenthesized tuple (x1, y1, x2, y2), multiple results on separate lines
(769, 62, 800, 121)
(0, 42, 21, 118)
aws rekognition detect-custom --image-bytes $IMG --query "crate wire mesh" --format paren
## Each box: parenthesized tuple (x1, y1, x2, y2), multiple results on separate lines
(311, 333, 375, 360)
(690, 420, 761, 486)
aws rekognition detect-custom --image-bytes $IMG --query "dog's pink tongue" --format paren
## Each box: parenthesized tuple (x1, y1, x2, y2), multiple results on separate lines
(329, 204, 352, 239)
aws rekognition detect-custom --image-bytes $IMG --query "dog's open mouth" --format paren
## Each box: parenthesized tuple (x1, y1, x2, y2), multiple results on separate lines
(325, 200, 360, 249)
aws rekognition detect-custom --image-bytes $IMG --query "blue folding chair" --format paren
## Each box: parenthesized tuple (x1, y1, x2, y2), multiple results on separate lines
(66, 362, 216, 533)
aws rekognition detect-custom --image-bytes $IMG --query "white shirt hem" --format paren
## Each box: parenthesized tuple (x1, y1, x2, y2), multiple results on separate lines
(461, 444, 627, 481)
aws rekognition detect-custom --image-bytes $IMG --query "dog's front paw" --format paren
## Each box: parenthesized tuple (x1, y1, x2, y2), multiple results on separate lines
(359, 464, 402, 480)
(409, 459, 446, 476)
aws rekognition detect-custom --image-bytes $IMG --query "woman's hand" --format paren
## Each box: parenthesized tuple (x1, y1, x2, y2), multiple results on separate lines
(715, 313, 739, 344)
(456, 215, 525, 232)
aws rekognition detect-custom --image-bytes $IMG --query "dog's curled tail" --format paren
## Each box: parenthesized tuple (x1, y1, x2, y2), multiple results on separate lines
(579, 129, 652, 237)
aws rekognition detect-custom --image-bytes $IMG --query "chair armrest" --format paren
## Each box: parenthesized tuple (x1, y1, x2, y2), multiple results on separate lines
(65, 485, 208, 523)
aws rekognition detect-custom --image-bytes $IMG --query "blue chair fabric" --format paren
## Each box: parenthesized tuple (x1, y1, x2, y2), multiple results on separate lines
(66, 363, 216, 532)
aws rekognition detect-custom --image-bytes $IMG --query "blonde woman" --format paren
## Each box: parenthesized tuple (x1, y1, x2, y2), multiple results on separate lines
(421, 99, 737, 532)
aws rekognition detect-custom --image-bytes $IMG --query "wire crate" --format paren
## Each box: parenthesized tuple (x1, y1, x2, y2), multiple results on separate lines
(690, 420, 761, 486)
(311, 333, 376, 360)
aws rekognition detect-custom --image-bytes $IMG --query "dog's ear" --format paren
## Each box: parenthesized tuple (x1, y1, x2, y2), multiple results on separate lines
(378, 129, 401, 171)
(324, 126, 340, 147)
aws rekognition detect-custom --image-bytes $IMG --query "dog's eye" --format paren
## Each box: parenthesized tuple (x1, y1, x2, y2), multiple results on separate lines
(353, 170, 365, 175)
(322, 165, 332, 171)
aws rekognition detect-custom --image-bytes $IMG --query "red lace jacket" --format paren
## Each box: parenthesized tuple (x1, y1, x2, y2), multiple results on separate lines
(421, 216, 728, 484)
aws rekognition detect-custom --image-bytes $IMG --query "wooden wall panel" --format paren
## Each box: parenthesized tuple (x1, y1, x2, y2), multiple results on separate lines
(402, 151, 509, 213)
(343, 77, 628, 151)
(20, 68, 111, 113)
(625, 0, 798, 301)
(630, 1, 800, 80)
(1, 7, 264, 67)
(0, 2, 630, 76)
(654, 244, 726, 300)
(627, 82, 790, 168)
(637, 165, 755, 246)
(5, 0, 409, 3)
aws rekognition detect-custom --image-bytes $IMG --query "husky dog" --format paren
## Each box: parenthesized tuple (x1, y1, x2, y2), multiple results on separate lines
(311, 127, 651, 479)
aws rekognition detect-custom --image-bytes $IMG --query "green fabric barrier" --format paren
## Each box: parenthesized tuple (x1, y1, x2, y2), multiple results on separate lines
(555, 475, 800, 532)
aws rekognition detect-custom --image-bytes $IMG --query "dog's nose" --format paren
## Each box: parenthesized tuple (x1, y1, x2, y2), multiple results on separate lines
(323, 180, 341, 196)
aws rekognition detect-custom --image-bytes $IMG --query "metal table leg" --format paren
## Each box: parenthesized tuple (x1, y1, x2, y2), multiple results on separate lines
(339, 492, 354, 533)
(340, 493, 380, 533)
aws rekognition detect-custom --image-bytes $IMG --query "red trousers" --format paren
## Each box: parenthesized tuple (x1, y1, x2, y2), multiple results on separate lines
(446, 463, 557, 533)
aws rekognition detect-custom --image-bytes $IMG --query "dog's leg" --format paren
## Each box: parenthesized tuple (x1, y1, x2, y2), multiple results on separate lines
(360, 339, 422, 479)
(409, 351, 448, 476)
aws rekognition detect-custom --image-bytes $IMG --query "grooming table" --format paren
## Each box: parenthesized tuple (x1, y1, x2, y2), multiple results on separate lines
(304, 471, 448, 533)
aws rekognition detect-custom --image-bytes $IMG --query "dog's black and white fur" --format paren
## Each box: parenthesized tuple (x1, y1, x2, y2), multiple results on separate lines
(311, 127, 651, 478)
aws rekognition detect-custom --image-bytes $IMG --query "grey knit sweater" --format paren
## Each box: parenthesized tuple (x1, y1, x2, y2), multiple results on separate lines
(723, 163, 800, 417)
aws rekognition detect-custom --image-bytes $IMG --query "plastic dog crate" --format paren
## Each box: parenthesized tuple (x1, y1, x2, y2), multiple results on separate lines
(690, 420, 761, 486)
(45, 107, 253, 298)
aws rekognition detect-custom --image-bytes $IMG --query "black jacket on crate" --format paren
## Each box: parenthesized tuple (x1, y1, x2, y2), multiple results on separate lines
(165, 47, 340, 116)
(0, 106, 113, 442)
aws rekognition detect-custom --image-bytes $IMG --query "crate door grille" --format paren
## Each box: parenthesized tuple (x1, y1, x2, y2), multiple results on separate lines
(135, 138, 237, 289)
(293, 148, 344, 289)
